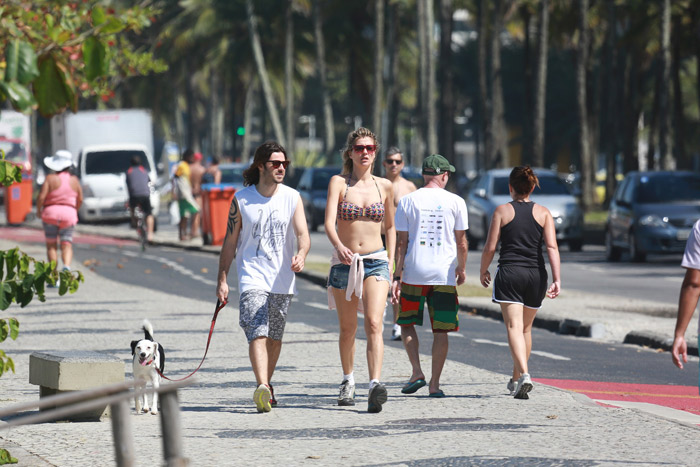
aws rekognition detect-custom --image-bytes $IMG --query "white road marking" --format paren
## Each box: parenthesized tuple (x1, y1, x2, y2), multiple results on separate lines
(307, 302, 329, 310)
(472, 338, 571, 361)
(106, 247, 217, 287)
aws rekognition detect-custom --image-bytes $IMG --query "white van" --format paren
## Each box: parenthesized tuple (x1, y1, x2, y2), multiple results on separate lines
(76, 143, 159, 222)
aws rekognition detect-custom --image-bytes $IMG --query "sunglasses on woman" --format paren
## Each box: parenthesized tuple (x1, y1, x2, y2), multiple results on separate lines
(267, 160, 290, 169)
(353, 145, 377, 153)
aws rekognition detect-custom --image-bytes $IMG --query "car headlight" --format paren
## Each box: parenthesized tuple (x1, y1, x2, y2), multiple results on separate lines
(638, 214, 668, 228)
(312, 197, 327, 209)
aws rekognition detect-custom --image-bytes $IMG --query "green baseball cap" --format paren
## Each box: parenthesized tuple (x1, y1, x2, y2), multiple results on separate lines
(422, 154, 456, 175)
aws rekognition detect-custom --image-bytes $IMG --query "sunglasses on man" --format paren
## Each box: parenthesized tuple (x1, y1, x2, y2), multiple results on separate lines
(267, 160, 290, 169)
(353, 145, 377, 153)
(384, 159, 403, 165)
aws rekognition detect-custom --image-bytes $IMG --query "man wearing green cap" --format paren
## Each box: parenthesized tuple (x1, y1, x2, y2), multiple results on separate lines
(391, 154, 469, 398)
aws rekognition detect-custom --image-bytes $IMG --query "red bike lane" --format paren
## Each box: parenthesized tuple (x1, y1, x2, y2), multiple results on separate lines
(0, 226, 134, 246)
(539, 378, 700, 423)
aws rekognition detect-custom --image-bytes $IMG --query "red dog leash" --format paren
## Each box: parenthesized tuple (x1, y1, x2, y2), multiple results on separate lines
(156, 299, 227, 382)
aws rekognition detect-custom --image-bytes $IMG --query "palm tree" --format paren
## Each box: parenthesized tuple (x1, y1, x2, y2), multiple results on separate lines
(490, 0, 511, 168)
(313, 0, 335, 155)
(477, 0, 491, 171)
(438, 0, 455, 166)
(371, 0, 385, 144)
(285, 0, 295, 156)
(246, 0, 286, 147)
(532, 0, 549, 168)
(576, 0, 594, 210)
(658, 0, 673, 169)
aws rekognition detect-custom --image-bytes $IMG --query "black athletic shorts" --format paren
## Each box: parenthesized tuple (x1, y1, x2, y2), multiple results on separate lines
(129, 196, 152, 216)
(492, 264, 548, 309)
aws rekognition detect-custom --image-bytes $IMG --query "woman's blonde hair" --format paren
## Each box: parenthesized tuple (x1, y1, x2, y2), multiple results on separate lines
(341, 127, 379, 175)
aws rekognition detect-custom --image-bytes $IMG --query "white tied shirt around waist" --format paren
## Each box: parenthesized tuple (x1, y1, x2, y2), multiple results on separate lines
(327, 249, 389, 311)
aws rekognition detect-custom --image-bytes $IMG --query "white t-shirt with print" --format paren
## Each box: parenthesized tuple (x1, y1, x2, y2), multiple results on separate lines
(235, 184, 299, 294)
(681, 219, 700, 333)
(395, 187, 469, 286)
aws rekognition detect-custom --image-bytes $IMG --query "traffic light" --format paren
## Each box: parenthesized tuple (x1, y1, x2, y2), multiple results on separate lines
(236, 126, 245, 136)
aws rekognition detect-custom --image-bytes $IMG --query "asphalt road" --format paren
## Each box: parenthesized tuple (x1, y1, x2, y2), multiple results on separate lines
(65, 238, 697, 388)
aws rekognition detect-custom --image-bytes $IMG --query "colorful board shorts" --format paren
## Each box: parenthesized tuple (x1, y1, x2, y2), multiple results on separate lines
(492, 265, 548, 309)
(239, 290, 293, 343)
(178, 199, 199, 218)
(397, 283, 459, 332)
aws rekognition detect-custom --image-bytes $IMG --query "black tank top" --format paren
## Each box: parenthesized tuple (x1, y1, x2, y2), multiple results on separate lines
(497, 201, 545, 269)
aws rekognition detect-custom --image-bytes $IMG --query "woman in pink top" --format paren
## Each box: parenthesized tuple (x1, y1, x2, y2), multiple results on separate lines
(36, 150, 83, 273)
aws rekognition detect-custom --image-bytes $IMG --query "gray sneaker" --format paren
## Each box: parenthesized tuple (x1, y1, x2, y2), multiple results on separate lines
(367, 383, 387, 413)
(507, 378, 515, 396)
(338, 379, 355, 406)
(514, 373, 533, 400)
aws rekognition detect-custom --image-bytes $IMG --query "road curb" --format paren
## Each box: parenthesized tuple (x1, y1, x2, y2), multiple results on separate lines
(623, 330, 699, 356)
(457, 299, 607, 339)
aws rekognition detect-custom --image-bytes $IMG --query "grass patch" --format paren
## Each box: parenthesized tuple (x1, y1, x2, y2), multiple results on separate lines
(585, 209, 607, 227)
(305, 261, 330, 276)
(457, 282, 492, 298)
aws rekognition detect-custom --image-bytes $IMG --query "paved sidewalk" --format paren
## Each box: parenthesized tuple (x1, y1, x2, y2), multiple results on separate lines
(1, 237, 700, 466)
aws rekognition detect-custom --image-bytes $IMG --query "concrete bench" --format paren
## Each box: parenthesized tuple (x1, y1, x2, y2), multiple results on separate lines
(29, 350, 125, 421)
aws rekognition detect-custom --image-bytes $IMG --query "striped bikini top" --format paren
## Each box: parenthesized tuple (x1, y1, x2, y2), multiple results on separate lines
(337, 176, 385, 223)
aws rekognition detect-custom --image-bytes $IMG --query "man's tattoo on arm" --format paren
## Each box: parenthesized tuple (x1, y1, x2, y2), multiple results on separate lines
(226, 199, 239, 235)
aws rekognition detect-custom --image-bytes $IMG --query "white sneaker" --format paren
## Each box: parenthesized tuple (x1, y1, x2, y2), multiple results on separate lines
(514, 373, 533, 400)
(507, 378, 515, 396)
(391, 324, 401, 341)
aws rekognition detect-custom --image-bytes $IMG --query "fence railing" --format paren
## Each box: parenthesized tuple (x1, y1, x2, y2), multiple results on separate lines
(0, 378, 195, 467)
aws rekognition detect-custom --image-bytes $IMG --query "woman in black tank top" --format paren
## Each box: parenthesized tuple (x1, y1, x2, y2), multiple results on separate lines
(478, 167, 561, 400)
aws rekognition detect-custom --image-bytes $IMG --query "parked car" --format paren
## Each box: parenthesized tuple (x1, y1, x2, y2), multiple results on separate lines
(285, 166, 306, 190)
(605, 171, 700, 262)
(218, 162, 246, 192)
(465, 168, 584, 251)
(296, 166, 342, 231)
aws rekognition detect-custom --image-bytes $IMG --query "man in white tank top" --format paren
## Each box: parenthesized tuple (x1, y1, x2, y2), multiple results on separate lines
(216, 142, 310, 413)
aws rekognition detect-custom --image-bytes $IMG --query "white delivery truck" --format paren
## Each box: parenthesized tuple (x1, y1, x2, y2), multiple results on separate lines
(0, 110, 32, 172)
(51, 109, 159, 222)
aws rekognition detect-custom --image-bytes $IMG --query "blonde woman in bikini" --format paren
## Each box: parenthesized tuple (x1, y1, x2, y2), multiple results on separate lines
(325, 127, 395, 413)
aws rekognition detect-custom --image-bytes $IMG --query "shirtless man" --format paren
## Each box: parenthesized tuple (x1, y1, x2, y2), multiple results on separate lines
(383, 147, 416, 340)
(189, 152, 206, 239)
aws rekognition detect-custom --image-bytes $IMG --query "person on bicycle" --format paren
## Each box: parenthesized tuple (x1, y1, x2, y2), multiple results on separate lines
(126, 156, 154, 242)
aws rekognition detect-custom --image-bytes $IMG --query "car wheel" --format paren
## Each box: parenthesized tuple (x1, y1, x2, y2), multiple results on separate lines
(569, 238, 583, 252)
(605, 228, 621, 261)
(628, 231, 646, 262)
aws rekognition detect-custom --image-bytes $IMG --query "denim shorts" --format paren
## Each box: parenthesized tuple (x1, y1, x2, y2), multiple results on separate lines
(327, 252, 391, 289)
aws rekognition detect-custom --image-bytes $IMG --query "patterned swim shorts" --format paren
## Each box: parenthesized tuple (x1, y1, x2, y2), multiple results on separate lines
(397, 283, 459, 332)
(239, 290, 293, 343)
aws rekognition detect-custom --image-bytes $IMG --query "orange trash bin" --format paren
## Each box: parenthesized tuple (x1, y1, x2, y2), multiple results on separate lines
(201, 183, 237, 246)
(5, 175, 33, 225)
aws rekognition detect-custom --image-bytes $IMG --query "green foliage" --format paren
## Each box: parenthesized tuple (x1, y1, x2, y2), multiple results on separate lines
(0, 153, 22, 187)
(0, 0, 166, 116)
(0, 248, 84, 311)
(0, 447, 18, 464)
(292, 148, 326, 168)
(0, 319, 19, 377)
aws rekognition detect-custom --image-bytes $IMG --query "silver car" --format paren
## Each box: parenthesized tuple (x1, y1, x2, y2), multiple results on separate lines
(465, 168, 584, 251)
